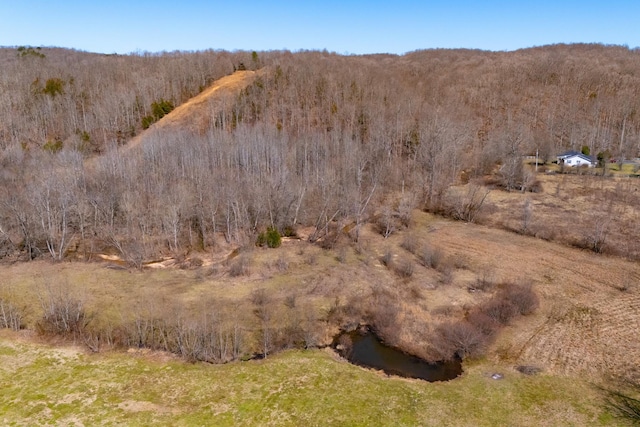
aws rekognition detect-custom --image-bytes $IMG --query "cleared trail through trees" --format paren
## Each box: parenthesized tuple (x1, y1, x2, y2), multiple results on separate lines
(124, 69, 263, 152)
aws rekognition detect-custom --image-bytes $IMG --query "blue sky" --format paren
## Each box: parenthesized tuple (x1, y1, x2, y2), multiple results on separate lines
(1, 0, 638, 54)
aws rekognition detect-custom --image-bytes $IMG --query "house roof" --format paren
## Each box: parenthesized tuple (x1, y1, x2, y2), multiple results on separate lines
(561, 153, 596, 164)
(557, 150, 581, 159)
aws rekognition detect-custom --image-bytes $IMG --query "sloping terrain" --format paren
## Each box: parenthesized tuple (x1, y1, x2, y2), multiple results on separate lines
(2, 209, 639, 384)
(2, 45, 640, 425)
(418, 217, 640, 382)
(125, 69, 263, 151)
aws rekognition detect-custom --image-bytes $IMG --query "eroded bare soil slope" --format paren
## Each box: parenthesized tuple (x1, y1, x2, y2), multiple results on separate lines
(125, 69, 262, 151)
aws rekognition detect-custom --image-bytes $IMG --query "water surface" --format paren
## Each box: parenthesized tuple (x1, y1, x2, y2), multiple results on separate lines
(334, 329, 462, 382)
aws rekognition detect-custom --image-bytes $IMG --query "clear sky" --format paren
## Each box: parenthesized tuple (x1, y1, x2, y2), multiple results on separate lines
(1, 0, 638, 54)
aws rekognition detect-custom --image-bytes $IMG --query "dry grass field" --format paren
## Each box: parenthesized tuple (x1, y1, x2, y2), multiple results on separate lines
(2, 197, 639, 384)
(476, 170, 640, 260)
(423, 216, 640, 382)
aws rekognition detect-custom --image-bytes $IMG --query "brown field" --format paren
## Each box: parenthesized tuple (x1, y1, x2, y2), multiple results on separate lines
(3, 190, 639, 384)
(423, 215, 640, 382)
(470, 170, 640, 260)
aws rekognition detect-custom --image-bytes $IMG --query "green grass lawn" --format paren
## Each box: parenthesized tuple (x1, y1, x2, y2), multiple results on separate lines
(0, 335, 626, 426)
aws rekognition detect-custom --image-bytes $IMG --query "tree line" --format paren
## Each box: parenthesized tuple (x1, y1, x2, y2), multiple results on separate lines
(1, 44, 640, 261)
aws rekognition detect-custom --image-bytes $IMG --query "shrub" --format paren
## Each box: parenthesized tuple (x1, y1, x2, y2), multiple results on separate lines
(400, 234, 419, 254)
(282, 226, 297, 237)
(257, 227, 282, 248)
(466, 309, 500, 336)
(439, 265, 454, 285)
(141, 98, 174, 129)
(502, 282, 539, 315)
(446, 184, 490, 222)
(419, 244, 444, 269)
(394, 257, 415, 278)
(432, 320, 487, 360)
(367, 301, 399, 334)
(480, 298, 517, 325)
(380, 248, 393, 268)
(141, 115, 155, 129)
(468, 277, 495, 293)
(151, 98, 174, 120)
(0, 298, 25, 331)
(229, 254, 250, 277)
(475, 282, 539, 325)
(43, 139, 63, 153)
(36, 285, 91, 338)
(376, 207, 399, 238)
(267, 228, 282, 248)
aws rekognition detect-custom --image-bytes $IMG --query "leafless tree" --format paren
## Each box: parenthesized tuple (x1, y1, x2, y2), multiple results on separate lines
(251, 288, 273, 358)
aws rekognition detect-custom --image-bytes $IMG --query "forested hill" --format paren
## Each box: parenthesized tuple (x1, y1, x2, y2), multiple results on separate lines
(0, 44, 639, 262)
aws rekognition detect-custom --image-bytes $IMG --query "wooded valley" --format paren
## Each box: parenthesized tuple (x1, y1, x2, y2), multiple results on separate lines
(2, 45, 640, 425)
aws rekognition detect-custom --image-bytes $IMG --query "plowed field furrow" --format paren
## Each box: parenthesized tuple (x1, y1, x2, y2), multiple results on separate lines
(520, 321, 611, 376)
(425, 218, 640, 380)
(517, 293, 640, 378)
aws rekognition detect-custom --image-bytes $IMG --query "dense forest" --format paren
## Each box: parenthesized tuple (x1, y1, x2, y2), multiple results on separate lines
(1, 44, 639, 263)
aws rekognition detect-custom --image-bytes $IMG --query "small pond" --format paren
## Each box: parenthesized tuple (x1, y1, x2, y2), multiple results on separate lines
(333, 328, 462, 382)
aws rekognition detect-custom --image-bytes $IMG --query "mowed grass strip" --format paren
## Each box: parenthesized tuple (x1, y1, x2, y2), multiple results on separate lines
(0, 334, 624, 426)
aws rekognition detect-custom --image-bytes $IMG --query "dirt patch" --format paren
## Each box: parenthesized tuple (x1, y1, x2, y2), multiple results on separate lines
(117, 400, 179, 415)
(125, 69, 264, 152)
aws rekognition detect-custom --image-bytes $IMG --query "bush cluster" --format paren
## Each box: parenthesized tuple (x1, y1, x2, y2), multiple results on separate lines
(35, 285, 90, 339)
(141, 98, 175, 129)
(0, 298, 24, 331)
(430, 282, 539, 361)
(30, 284, 324, 362)
(256, 227, 282, 248)
(17, 46, 46, 58)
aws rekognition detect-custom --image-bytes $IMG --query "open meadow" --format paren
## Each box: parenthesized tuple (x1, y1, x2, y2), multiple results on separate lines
(0, 330, 626, 426)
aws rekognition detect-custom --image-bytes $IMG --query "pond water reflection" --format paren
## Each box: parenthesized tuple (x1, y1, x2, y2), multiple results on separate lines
(333, 328, 462, 382)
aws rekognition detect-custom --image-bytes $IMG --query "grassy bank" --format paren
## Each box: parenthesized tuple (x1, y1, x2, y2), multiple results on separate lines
(0, 332, 624, 426)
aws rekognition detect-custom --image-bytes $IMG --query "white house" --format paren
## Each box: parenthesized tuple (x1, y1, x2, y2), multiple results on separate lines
(557, 150, 597, 167)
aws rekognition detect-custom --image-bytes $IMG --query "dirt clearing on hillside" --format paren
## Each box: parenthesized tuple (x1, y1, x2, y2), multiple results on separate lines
(125, 69, 263, 151)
